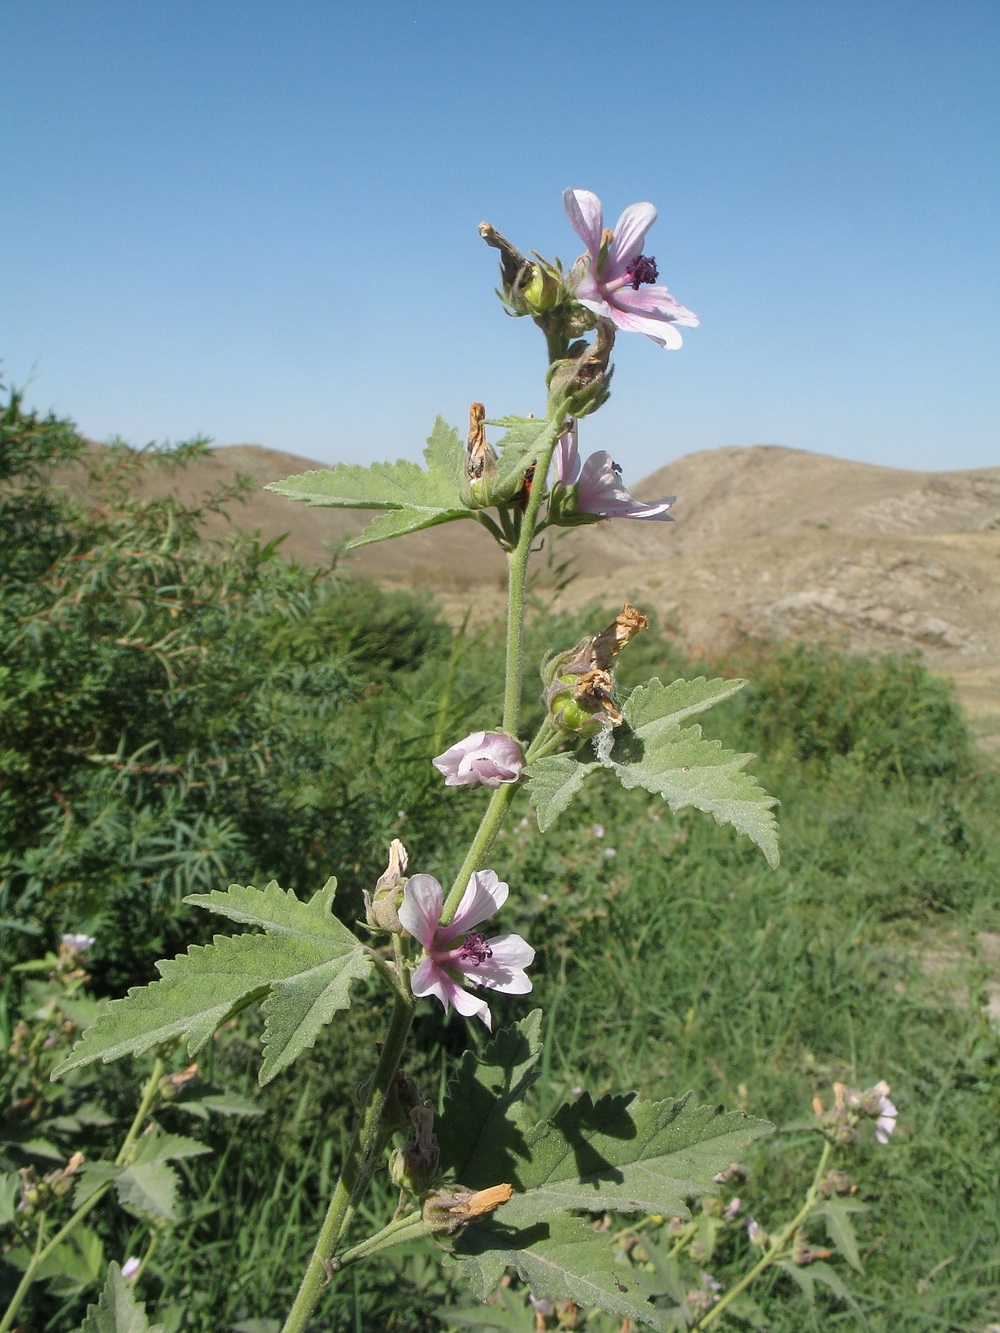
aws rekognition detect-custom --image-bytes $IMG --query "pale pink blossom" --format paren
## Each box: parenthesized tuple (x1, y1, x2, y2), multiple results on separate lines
(398, 870, 534, 1031)
(870, 1081, 898, 1144)
(432, 731, 525, 788)
(564, 188, 699, 349)
(60, 933, 95, 955)
(747, 1218, 767, 1246)
(121, 1256, 141, 1280)
(552, 420, 675, 521)
(724, 1197, 742, 1219)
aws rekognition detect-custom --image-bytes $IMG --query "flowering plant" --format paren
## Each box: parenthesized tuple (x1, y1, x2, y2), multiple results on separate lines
(6, 189, 896, 1333)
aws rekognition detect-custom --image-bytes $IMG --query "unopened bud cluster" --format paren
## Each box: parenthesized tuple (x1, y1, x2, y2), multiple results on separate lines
(812, 1079, 898, 1145)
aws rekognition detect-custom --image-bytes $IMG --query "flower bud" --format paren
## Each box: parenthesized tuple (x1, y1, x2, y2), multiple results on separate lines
(547, 318, 616, 418)
(389, 1102, 440, 1195)
(433, 732, 525, 788)
(364, 839, 409, 934)
(478, 222, 535, 316)
(521, 262, 561, 314)
(421, 1182, 513, 1234)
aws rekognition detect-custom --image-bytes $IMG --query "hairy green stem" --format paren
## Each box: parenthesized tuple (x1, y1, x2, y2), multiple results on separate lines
(440, 413, 564, 927)
(441, 782, 517, 925)
(280, 992, 414, 1333)
(500, 417, 561, 736)
(0, 1055, 165, 1333)
(333, 1209, 432, 1271)
(695, 1138, 833, 1330)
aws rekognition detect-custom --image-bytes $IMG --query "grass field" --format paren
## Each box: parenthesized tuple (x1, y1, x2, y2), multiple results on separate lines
(3, 423, 998, 1332)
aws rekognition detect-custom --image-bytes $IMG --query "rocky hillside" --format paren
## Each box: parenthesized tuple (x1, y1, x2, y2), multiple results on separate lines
(79, 441, 1000, 751)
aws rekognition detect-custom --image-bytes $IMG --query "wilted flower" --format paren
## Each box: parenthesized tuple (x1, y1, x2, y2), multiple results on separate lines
(551, 421, 675, 522)
(398, 871, 534, 1030)
(529, 1293, 554, 1315)
(433, 731, 525, 789)
(564, 188, 699, 348)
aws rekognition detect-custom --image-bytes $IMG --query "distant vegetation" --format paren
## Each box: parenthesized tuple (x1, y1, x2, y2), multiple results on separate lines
(2, 387, 998, 1330)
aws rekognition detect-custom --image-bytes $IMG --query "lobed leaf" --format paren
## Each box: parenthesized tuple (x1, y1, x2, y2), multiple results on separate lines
(596, 677, 780, 867)
(75, 1261, 162, 1333)
(53, 880, 372, 1085)
(438, 1018, 773, 1329)
(487, 416, 549, 496)
(438, 1010, 543, 1182)
(524, 754, 600, 832)
(816, 1196, 869, 1274)
(264, 417, 472, 547)
(454, 1212, 665, 1330)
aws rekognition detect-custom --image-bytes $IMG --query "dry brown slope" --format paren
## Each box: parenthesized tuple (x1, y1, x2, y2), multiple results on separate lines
(65, 441, 1000, 749)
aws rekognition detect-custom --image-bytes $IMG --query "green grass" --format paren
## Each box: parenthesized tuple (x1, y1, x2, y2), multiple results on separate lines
(4, 591, 1000, 1330)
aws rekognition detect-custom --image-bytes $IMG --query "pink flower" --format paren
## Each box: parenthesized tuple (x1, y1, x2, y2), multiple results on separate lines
(121, 1256, 141, 1280)
(398, 870, 534, 1030)
(552, 420, 675, 521)
(870, 1081, 898, 1144)
(564, 188, 699, 349)
(432, 731, 525, 788)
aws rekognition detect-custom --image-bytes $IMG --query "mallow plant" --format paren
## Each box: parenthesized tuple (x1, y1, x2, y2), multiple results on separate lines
(8, 189, 896, 1331)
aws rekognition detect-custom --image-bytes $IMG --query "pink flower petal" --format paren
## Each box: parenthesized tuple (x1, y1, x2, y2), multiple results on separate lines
(619, 286, 700, 326)
(607, 202, 657, 276)
(604, 302, 687, 348)
(553, 425, 581, 486)
(444, 869, 509, 940)
(563, 188, 603, 257)
(474, 933, 535, 993)
(397, 874, 444, 949)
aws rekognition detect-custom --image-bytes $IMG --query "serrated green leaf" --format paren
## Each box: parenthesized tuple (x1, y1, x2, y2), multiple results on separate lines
(467, 1091, 773, 1222)
(76, 1261, 162, 1333)
(488, 417, 548, 496)
(53, 881, 372, 1085)
(439, 1027, 772, 1331)
(725, 1294, 772, 1329)
(816, 1196, 868, 1274)
(804, 1260, 863, 1314)
(438, 1011, 543, 1182)
(73, 1141, 191, 1221)
(264, 417, 472, 547)
(115, 1160, 181, 1219)
(524, 754, 600, 832)
(775, 1258, 815, 1301)
(452, 1212, 664, 1330)
(0, 1171, 19, 1224)
(131, 1130, 211, 1165)
(596, 677, 780, 867)
(185, 1091, 262, 1118)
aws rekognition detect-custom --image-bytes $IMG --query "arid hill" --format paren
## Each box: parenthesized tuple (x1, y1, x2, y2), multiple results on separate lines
(74, 442, 1000, 751)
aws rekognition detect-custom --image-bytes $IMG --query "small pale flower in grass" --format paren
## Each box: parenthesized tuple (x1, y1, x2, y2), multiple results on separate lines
(724, 1196, 742, 1219)
(398, 870, 534, 1030)
(563, 188, 699, 348)
(869, 1080, 898, 1144)
(121, 1256, 141, 1281)
(747, 1218, 767, 1247)
(432, 731, 525, 788)
(60, 933, 95, 955)
(552, 421, 675, 522)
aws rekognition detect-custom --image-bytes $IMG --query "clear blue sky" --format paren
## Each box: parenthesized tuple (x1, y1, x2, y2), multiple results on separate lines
(3, 0, 998, 482)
